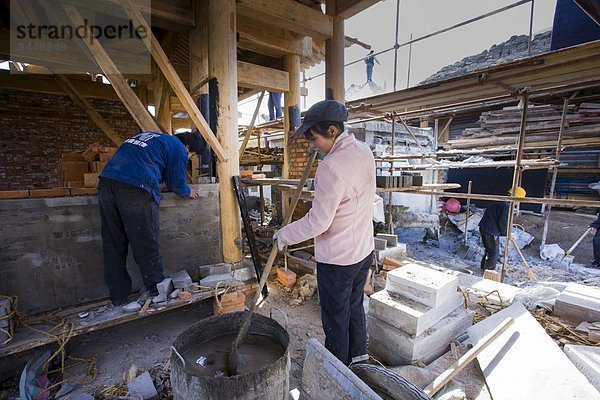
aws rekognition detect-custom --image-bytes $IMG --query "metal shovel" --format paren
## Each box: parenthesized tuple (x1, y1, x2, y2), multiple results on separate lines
(551, 227, 595, 268)
(227, 150, 318, 376)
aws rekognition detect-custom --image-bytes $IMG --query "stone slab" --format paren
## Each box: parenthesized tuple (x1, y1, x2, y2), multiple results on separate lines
(127, 371, 158, 400)
(564, 345, 600, 392)
(375, 244, 407, 262)
(302, 338, 382, 400)
(385, 263, 458, 308)
(374, 237, 387, 250)
(197, 263, 232, 278)
(199, 273, 234, 287)
(156, 278, 173, 297)
(368, 307, 473, 366)
(554, 283, 600, 323)
(376, 233, 398, 247)
(170, 270, 192, 289)
(467, 302, 600, 400)
(369, 289, 464, 337)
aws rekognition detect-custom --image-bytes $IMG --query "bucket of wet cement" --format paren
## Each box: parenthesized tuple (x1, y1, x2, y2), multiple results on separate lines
(170, 311, 290, 400)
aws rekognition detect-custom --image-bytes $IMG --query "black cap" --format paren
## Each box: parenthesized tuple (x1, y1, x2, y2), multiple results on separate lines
(293, 100, 348, 137)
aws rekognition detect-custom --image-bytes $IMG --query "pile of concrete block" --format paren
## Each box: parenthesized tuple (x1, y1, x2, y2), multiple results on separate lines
(374, 233, 407, 263)
(368, 263, 473, 365)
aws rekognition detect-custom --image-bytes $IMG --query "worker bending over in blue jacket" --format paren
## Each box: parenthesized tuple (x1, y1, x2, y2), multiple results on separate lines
(99, 131, 203, 306)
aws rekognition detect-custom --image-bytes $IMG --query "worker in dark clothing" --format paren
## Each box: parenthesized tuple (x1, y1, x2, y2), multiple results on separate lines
(98, 131, 203, 306)
(364, 50, 380, 82)
(589, 181, 600, 268)
(268, 92, 283, 121)
(478, 186, 526, 270)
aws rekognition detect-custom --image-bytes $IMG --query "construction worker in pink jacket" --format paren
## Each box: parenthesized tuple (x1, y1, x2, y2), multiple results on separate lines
(275, 99, 376, 365)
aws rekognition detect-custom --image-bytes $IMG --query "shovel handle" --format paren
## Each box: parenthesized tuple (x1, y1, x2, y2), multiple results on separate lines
(565, 227, 595, 257)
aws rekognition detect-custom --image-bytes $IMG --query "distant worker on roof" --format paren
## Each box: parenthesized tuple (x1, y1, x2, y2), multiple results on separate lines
(365, 50, 380, 82)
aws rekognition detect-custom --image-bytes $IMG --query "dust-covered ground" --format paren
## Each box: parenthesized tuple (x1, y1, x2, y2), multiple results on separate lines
(407, 210, 600, 287)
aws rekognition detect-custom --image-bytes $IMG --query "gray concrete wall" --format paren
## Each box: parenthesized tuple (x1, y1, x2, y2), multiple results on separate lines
(0, 184, 222, 315)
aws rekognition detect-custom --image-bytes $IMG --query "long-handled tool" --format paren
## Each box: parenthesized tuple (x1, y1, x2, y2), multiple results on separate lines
(456, 181, 473, 258)
(551, 227, 595, 268)
(509, 236, 536, 281)
(227, 150, 318, 375)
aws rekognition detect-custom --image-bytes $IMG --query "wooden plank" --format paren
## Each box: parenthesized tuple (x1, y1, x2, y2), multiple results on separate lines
(237, 61, 289, 92)
(0, 289, 223, 358)
(61, 4, 161, 133)
(120, 0, 227, 162)
(336, 0, 382, 19)
(236, 0, 333, 41)
(467, 302, 600, 400)
(237, 14, 312, 58)
(54, 74, 124, 146)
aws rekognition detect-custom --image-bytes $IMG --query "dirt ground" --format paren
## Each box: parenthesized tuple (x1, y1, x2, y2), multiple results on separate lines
(2, 210, 598, 399)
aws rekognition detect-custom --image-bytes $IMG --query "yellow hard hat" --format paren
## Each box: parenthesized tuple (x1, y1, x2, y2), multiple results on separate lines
(508, 186, 526, 198)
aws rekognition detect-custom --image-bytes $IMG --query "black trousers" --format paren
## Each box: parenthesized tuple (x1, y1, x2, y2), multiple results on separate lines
(480, 228, 499, 270)
(316, 252, 372, 365)
(98, 178, 164, 304)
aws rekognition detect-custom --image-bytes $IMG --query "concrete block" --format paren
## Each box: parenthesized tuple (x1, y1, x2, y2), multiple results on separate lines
(127, 371, 158, 400)
(198, 263, 232, 278)
(375, 244, 407, 262)
(171, 270, 192, 289)
(302, 338, 382, 400)
(374, 238, 387, 251)
(156, 278, 173, 297)
(152, 294, 167, 304)
(386, 263, 458, 308)
(122, 301, 141, 312)
(554, 283, 600, 323)
(232, 264, 258, 282)
(199, 273, 234, 287)
(564, 345, 600, 392)
(368, 307, 473, 366)
(169, 289, 181, 299)
(377, 233, 398, 247)
(369, 289, 463, 337)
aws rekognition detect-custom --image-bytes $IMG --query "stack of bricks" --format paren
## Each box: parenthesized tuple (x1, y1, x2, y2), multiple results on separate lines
(82, 142, 117, 188)
(367, 263, 473, 365)
(213, 289, 246, 315)
(277, 267, 297, 288)
(288, 136, 318, 179)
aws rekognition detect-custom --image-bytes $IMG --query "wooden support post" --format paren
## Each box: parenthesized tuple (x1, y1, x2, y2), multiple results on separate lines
(62, 4, 161, 133)
(189, 0, 209, 99)
(325, 0, 345, 101)
(540, 96, 572, 248)
(120, 0, 227, 162)
(501, 90, 529, 282)
(283, 54, 301, 179)
(208, 0, 242, 263)
(54, 74, 123, 146)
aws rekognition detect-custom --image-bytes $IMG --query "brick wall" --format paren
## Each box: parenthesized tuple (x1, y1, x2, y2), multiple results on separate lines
(0, 88, 138, 190)
(289, 135, 318, 179)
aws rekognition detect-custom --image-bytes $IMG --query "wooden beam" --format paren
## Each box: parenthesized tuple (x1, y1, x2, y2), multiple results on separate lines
(208, 0, 242, 262)
(325, 0, 345, 101)
(237, 15, 312, 58)
(189, 0, 210, 98)
(336, 0, 382, 19)
(236, 0, 333, 41)
(120, 0, 227, 162)
(54, 74, 124, 145)
(237, 61, 289, 92)
(62, 4, 161, 133)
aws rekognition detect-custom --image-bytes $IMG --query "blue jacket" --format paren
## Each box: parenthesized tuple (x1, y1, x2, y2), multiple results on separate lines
(479, 202, 509, 236)
(100, 132, 190, 204)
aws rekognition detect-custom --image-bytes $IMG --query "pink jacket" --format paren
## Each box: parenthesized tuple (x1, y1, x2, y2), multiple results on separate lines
(279, 133, 375, 265)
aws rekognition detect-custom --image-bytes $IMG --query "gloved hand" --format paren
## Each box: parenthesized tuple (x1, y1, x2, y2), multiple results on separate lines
(272, 230, 287, 252)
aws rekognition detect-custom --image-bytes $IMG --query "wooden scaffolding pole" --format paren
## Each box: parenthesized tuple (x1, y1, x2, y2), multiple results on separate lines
(325, 0, 345, 101)
(207, 0, 242, 263)
(501, 90, 528, 282)
(283, 54, 301, 179)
